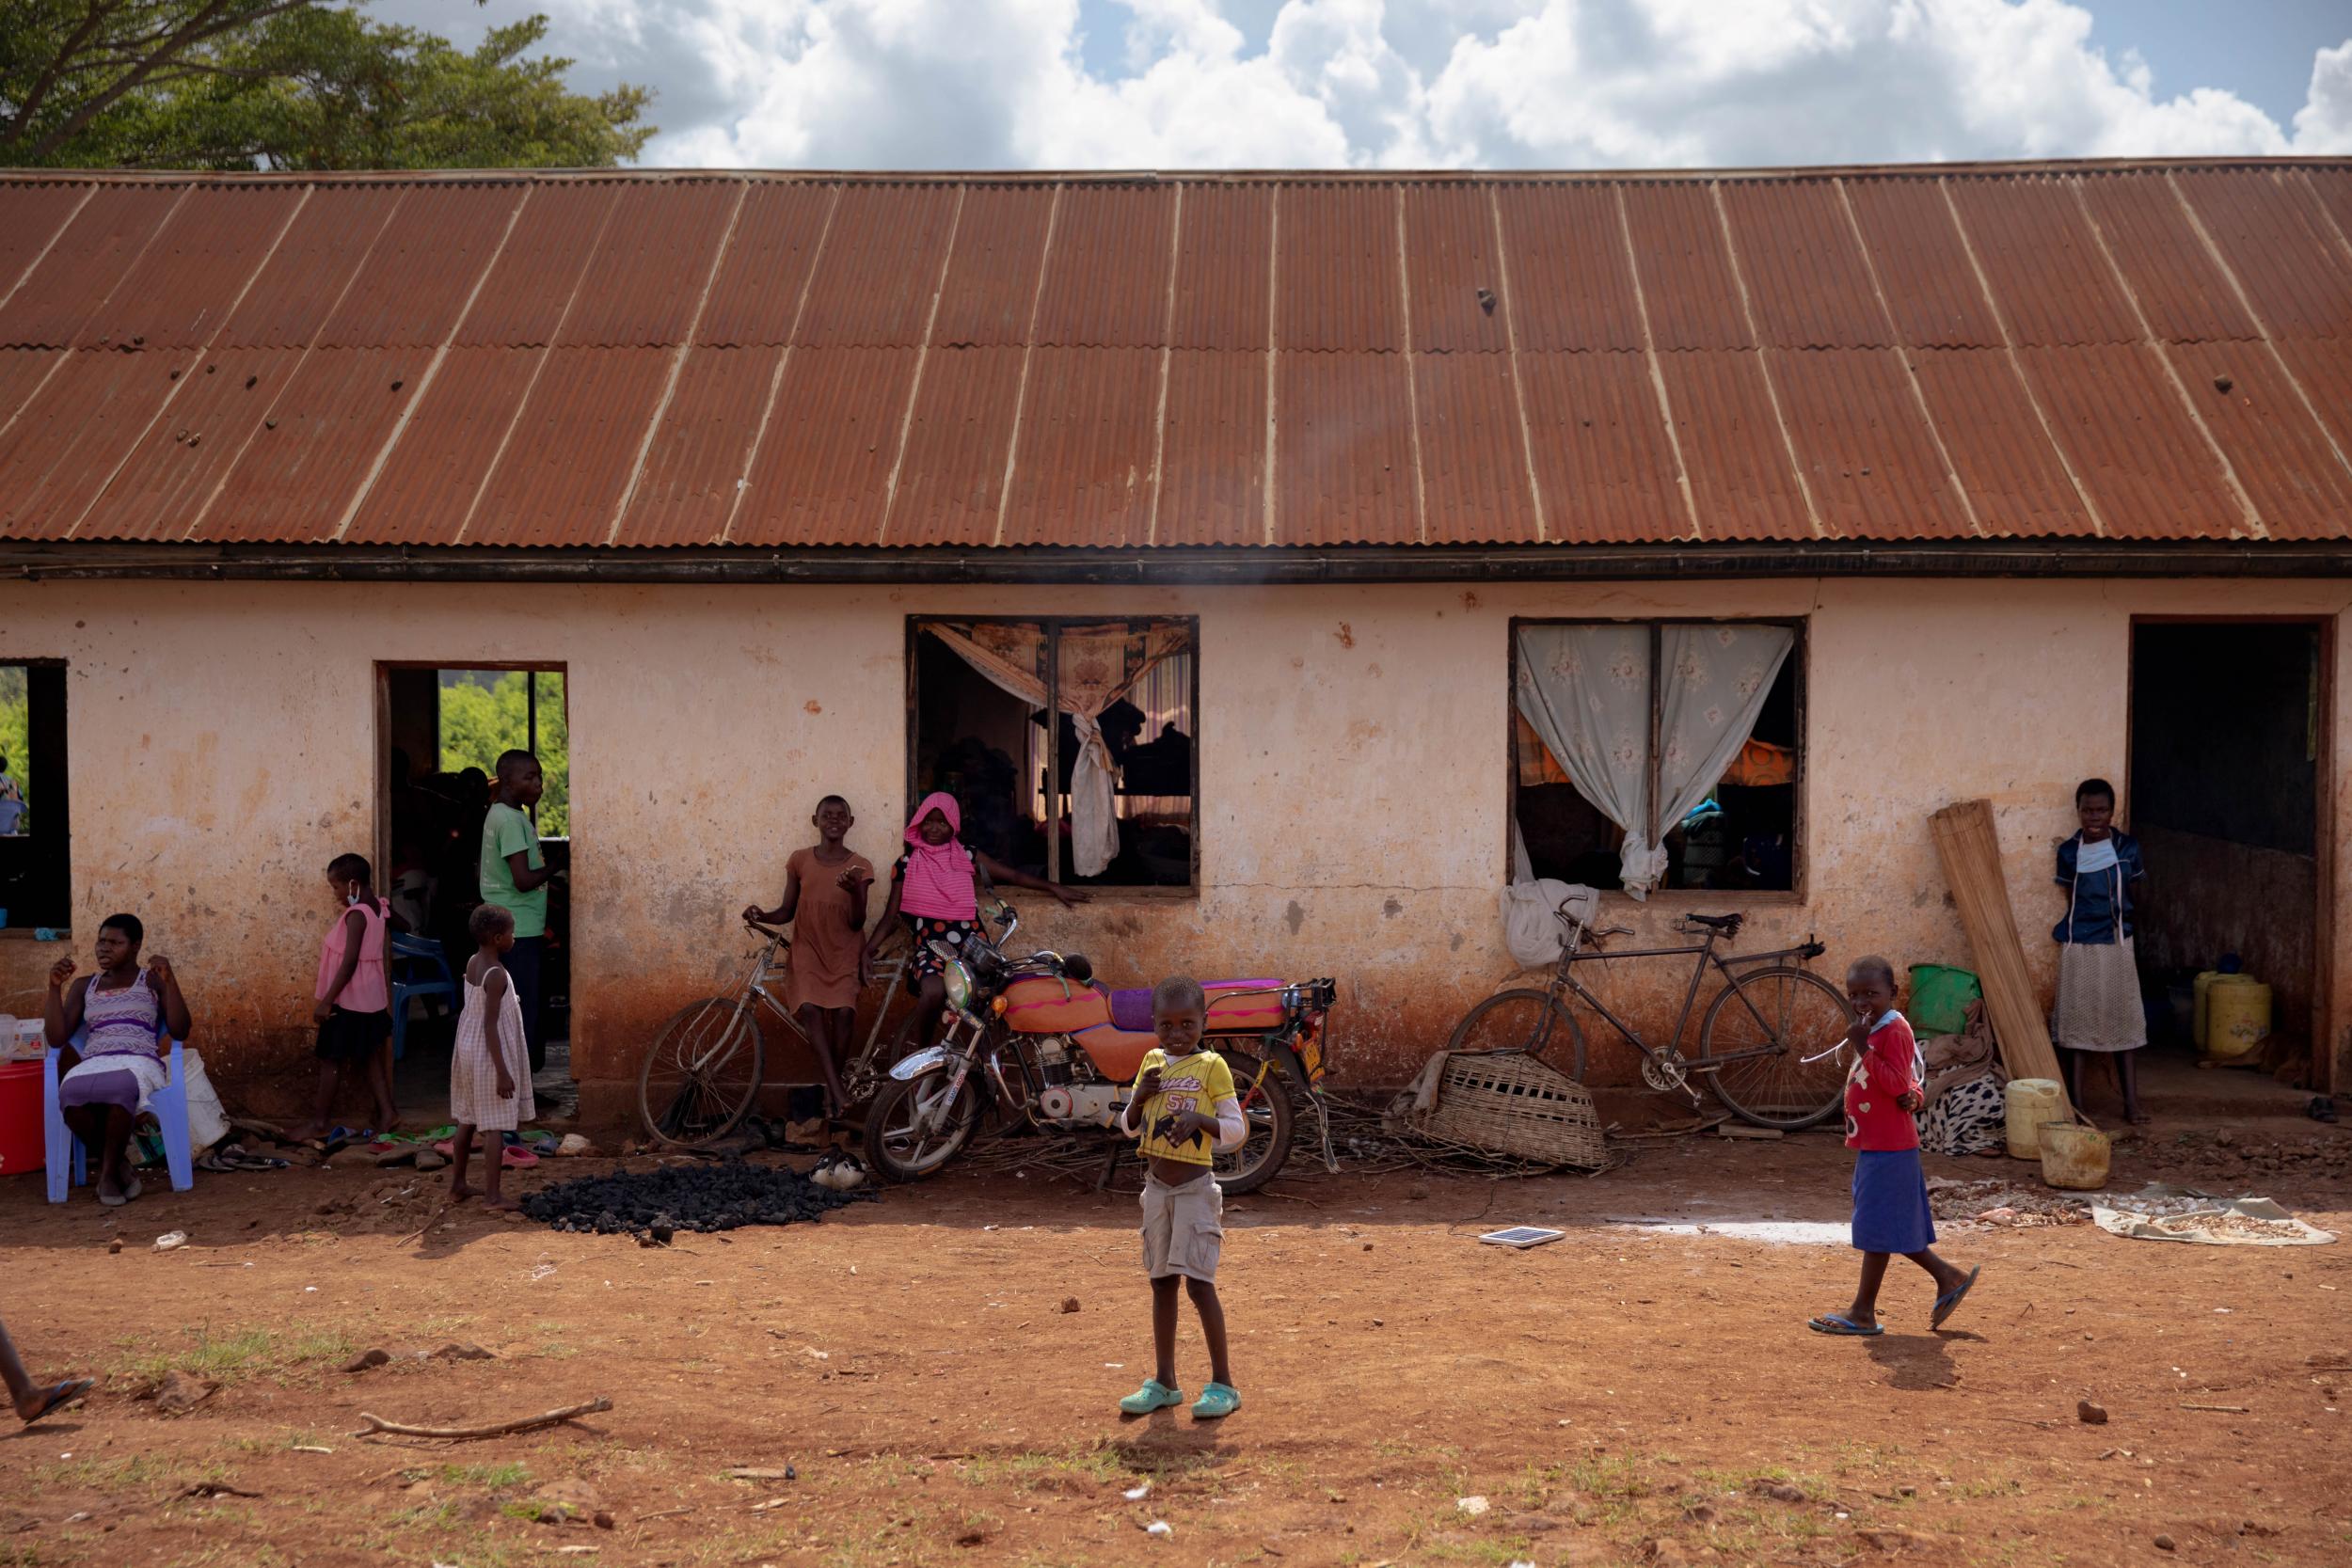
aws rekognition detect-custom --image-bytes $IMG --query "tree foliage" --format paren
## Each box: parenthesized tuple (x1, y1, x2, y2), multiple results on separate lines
(438, 671, 569, 838)
(0, 667, 30, 831)
(2, 2, 652, 170)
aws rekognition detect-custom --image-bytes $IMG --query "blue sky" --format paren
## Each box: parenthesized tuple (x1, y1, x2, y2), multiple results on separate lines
(373, 0, 2352, 168)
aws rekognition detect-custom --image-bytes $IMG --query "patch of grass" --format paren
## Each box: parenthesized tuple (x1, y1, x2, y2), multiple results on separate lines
(958, 1443, 1127, 1493)
(112, 1324, 356, 1386)
(435, 1460, 531, 1488)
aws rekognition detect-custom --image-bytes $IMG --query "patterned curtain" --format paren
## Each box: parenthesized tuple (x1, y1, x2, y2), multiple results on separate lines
(1656, 624, 1795, 838)
(1514, 624, 1661, 896)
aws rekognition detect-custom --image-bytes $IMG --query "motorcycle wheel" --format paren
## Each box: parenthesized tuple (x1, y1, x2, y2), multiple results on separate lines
(866, 1071, 981, 1182)
(1213, 1054, 1296, 1196)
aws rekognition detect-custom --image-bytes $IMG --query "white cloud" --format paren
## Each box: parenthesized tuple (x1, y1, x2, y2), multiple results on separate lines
(389, 0, 2352, 169)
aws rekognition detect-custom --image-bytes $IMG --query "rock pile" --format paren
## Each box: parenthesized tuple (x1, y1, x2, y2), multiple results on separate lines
(520, 1159, 872, 1241)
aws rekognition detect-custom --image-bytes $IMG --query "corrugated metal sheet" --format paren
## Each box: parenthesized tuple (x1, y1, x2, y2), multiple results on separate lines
(1907, 347, 2098, 538)
(218, 187, 407, 349)
(1405, 183, 1510, 354)
(697, 182, 834, 347)
(1767, 349, 1969, 538)
(1656, 352, 1812, 540)
(1168, 182, 1269, 352)
(882, 344, 1025, 546)
(733, 345, 916, 547)
(202, 347, 437, 543)
(1278, 184, 1401, 354)
(1841, 178, 2005, 349)
(1718, 181, 1891, 349)
(2162, 340, 2352, 542)
(1154, 349, 1265, 546)
(465, 347, 675, 546)
(930, 184, 1055, 348)
(81, 185, 305, 351)
(1945, 176, 2138, 346)
(615, 345, 786, 547)
(1618, 183, 1752, 352)
(343, 347, 544, 545)
(1517, 350, 1688, 544)
(453, 183, 617, 348)
(1033, 183, 1174, 348)
(2075, 173, 2259, 344)
(1491, 183, 1644, 353)
(2175, 168, 2352, 341)
(0, 182, 93, 309)
(561, 181, 741, 347)
(320, 183, 522, 348)
(1276, 352, 1417, 545)
(1, 164, 2349, 553)
(795, 182, 961, 348)
(1410, 352, 1537, 543)
(999, 345, 1159, 546)
(0, 351, 191, 538)
(76, 347, 294, 541)
(2015, 343, 2247, 540)
(0, 184, 185, 349)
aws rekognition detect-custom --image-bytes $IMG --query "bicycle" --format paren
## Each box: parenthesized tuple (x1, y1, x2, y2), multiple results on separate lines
(636, 918, 914, 1149)
(1447, 903, 1851, 1131)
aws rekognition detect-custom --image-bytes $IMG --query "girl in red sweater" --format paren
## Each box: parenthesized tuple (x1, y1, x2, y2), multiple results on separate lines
(1809, 956, 1980, 1338)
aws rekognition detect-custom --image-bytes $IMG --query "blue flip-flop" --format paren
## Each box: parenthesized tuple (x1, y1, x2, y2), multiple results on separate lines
(1931, 1265, 1982, 1330)
(1807, 1313, 1884, 1337)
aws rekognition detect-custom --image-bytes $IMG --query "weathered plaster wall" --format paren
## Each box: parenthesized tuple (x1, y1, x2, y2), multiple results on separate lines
(1, 578, 2344, 1120)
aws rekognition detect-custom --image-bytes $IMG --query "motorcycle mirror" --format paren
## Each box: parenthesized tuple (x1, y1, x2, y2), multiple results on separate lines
(1061, 952, 1094, 984)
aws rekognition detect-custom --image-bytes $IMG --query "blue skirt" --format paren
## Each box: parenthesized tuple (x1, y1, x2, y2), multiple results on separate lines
(1851, 1148, 1936, 1254)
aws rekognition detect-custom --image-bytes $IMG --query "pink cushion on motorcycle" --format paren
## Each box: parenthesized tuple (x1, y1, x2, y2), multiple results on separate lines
(1108, 981, 1283, 1033)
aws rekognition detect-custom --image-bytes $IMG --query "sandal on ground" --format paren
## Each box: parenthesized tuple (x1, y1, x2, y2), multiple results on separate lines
(1191, 1382, 1241, 1420)
(1119, 1379, 1184, 1416)
(1806, 1314, 1883, 1337)
(1931, 1265, 1982, 1330)
(18, 1378, 94, 1426)
(2309, 1098, 2339, 1124)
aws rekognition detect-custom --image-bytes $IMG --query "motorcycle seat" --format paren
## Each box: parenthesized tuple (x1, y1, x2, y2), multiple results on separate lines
(1107, 979, 1285, 1033)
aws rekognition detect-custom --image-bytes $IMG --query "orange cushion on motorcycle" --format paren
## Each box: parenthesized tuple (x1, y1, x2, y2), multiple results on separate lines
(1003, 974, 1113, 1035)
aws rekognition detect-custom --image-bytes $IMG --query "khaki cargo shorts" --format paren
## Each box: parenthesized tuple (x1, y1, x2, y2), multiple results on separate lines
(1140, 1171, 1224, 1282)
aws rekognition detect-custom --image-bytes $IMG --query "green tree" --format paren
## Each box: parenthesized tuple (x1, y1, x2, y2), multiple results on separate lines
(2, 3, 652, 170)
(0, 666, 30, 834)
(438, 671, 568, 838)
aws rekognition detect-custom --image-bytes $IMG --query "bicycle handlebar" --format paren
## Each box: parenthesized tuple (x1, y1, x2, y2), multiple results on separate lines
(743, 918, 788, 943)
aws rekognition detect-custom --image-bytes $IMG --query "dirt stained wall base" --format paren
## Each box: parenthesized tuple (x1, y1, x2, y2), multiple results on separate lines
(0, 577, 2342, 1124)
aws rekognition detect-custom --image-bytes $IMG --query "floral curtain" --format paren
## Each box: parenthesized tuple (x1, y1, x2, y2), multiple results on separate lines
(1514, 624, 1661, 895)
(1657, 624, 1795, 837)
(919, 621, 1192, 879)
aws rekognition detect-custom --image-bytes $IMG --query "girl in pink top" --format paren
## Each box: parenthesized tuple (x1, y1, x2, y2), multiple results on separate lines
(293, 853, 398, 1139)
(866, 793, 1086, 1053)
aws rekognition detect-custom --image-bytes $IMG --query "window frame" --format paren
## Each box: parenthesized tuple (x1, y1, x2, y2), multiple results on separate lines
(904, 615, 1201, 899)
(1506, 616, 1808, 903)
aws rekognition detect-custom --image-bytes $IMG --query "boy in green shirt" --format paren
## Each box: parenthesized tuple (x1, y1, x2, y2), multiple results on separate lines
(480, 751, 556, 1069)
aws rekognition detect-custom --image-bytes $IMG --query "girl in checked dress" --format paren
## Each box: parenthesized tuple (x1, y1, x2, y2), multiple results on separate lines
(450, 903, 535, 1212)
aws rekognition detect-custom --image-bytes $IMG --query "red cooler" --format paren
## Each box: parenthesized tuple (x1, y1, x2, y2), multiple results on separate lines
(0, 1060, 45, 1178)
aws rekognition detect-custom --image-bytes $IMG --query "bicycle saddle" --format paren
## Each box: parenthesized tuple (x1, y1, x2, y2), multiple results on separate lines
(1682, 911, 1745, 932)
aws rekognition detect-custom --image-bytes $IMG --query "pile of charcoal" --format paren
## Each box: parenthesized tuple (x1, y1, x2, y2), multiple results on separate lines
(521, 1159, 873, 1243)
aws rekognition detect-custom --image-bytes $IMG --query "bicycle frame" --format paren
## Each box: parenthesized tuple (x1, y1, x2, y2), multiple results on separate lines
(733, 928, 913, 1086)
(1545, 921, 1827, 1075)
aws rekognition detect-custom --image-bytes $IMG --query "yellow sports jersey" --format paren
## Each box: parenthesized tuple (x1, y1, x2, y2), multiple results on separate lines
(1130, 1047, 1237, 1166)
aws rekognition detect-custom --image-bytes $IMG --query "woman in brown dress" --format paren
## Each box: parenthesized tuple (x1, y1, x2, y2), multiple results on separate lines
(745, 796, 874, 1117)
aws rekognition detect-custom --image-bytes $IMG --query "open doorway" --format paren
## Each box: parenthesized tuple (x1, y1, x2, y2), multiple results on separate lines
(2128, 621, 2331, 1095)
(379, 665, 574, 1120)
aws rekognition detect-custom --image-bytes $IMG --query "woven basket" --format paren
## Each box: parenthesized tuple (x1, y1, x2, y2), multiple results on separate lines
(1410, 1052, 1610, 1170)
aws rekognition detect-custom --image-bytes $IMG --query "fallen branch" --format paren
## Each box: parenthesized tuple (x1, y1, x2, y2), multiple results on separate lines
(633, 1507, 693, 1523)
(175, 1481, 262, 1499)
(2180, 1402, 2249, 1414)
(723, 1467, 795, 1481)
(352, 1397, 612, 1441)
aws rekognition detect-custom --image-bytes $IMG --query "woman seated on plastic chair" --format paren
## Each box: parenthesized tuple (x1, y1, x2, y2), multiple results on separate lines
(43, 913, 194, 1207)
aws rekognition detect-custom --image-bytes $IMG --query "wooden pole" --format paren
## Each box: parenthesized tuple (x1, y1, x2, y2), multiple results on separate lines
(1929, 799, 2074, 1113)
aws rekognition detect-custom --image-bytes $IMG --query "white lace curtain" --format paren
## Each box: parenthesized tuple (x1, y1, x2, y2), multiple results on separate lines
(1513, 623, 1793, 898)
(919, 621, 1191, 879)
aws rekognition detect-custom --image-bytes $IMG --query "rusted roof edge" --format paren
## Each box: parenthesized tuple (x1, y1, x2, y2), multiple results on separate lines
(8, 540, 2352, 586)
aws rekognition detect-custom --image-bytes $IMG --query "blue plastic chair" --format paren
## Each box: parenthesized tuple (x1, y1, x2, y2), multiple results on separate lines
(42, 1020, 194, 1204)
(390, 932, 457, 1061)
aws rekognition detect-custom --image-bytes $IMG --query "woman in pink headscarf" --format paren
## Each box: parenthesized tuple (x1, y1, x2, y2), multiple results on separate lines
(867, 792, 1085, 1051)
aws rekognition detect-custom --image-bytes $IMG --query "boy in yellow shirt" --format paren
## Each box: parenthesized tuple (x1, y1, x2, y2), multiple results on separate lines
(1116, 976, 1246, 1420)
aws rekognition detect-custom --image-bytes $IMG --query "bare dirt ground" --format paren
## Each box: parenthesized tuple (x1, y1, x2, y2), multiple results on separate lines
(3, 1118, 2349, 1568)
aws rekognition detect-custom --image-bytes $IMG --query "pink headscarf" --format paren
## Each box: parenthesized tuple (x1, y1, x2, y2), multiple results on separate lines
(900, 792, 977, 922)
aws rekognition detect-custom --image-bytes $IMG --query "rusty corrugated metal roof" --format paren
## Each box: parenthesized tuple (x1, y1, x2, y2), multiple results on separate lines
(0, 161, 2347, 552)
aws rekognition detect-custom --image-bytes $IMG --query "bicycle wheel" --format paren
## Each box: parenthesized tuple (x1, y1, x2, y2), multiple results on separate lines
(1697, 965, 1849, 1130)
(1213, 1054, 1296, 1196)
(637, 995, 766, 1148)
(1446, 988, 1586, 1082)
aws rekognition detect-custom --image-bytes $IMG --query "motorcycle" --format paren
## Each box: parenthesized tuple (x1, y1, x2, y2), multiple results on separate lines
(863, 904, 1338, 1194)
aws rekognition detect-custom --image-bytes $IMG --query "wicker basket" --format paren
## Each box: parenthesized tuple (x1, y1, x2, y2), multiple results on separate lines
(1409, 1051, 1611, 1170)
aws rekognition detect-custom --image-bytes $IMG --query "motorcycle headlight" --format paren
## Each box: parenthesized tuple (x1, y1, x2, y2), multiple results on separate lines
(941, 957, 974, 1011)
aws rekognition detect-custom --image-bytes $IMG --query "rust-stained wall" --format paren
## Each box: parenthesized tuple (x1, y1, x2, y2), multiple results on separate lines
(0, 577, 2344, 1120)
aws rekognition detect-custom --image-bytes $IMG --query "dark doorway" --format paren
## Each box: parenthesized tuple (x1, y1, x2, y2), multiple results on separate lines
(2128, 622, 2326, 1073)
